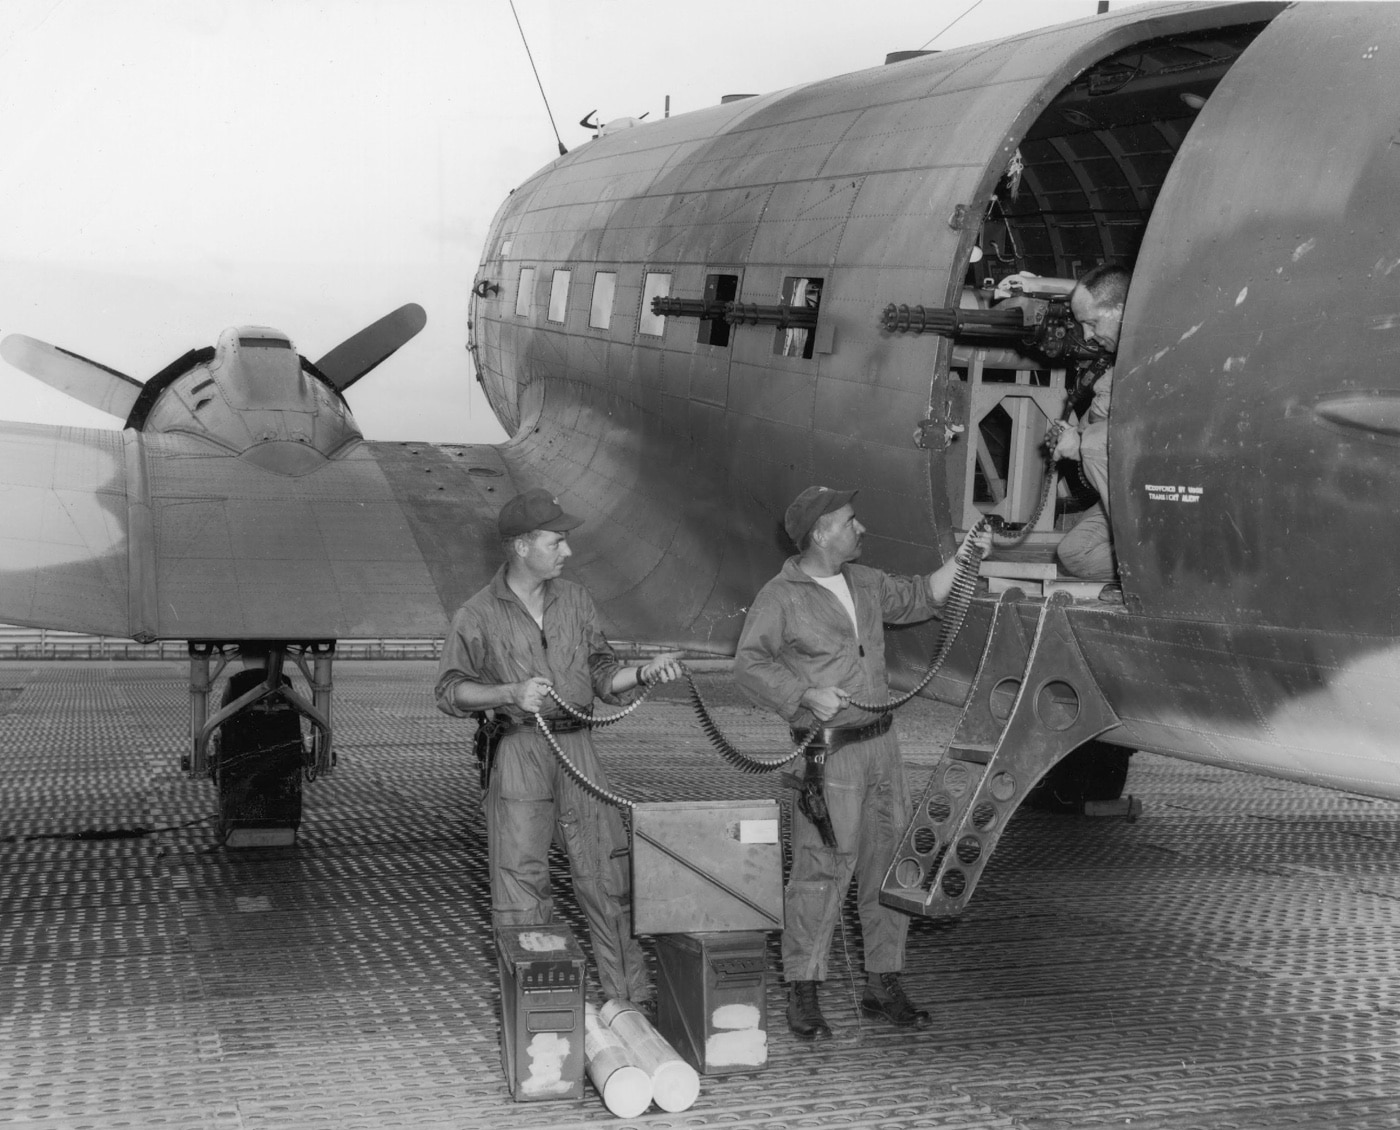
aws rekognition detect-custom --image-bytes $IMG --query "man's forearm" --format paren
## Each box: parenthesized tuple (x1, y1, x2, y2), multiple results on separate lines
(606, 664, 648, 695)
(927, 556, 961, 607)
(443, 676, 526, 713)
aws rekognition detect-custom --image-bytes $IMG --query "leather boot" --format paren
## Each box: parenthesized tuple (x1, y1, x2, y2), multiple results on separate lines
(787, 979, 832, 1040)
(860, 972, 931, 1028)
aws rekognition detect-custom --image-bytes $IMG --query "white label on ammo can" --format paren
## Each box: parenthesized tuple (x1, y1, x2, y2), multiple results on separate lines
(522, 1031, 572, 1095)
(737, 819, 779, 843)
(518, 929, 569, 952)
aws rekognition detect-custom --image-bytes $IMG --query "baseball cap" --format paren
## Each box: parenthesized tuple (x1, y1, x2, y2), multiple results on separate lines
(498, 488, 583, 538)
(784, 486, 858, 545)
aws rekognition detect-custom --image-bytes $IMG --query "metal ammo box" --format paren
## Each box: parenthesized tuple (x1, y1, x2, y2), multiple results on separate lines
(495, 923, 586, 1101)
(656, 931, 769, 1074)
(630, 800, 783, 934)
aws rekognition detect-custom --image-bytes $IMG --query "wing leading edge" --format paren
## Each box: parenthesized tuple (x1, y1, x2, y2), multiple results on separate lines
(0, 423, 515, 641)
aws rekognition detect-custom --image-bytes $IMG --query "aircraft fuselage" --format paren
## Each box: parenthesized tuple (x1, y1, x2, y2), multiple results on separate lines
(469, 2, 1400, 801)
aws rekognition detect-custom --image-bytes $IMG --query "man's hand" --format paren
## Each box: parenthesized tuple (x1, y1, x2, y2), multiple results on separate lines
(993, 271, 1040, 300)
(959, 525, 994, 562)
(640, 651, 684, 685)
(800, 686, 850, 723)
(512, 676, 552, 714)
(1052, 426, 1081, 462)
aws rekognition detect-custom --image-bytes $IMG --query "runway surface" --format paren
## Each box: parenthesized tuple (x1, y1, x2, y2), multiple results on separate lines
(3, 659, 1400, 1129)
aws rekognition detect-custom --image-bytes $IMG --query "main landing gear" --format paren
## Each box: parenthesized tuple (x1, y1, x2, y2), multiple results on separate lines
(184, 642, 336, 847)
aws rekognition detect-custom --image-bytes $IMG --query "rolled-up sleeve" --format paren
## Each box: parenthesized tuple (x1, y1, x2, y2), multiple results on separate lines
(734, 590, 807, 722)
(878, 569, 937, 624)
(586, 612, 633, 707)
(434, 606, 485, 718)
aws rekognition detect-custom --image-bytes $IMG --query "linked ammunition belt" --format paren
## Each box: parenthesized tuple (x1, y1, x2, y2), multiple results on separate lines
(474, 711, 591, 794)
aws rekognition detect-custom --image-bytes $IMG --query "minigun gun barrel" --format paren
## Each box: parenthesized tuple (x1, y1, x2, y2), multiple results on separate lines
(880, 303, 1028, 338)
(651, 296, 819, 329)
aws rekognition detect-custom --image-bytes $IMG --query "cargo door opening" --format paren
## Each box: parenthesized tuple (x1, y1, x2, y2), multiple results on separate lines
(949, 19, 1274, 592)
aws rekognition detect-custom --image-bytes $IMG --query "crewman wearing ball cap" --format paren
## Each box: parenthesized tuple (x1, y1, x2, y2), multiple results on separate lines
(734, 486, 989, 1039)
(435, 488, 683, 1012)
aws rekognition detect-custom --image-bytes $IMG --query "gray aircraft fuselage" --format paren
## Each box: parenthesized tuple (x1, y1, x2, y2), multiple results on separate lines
(469, 2, 1400, 802)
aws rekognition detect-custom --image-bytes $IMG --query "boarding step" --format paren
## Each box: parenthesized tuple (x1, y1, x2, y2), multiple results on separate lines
(982, 568, 1115, 603)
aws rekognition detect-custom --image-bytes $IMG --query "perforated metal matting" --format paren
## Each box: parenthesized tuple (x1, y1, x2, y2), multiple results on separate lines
(4, 661, 1400, 1129)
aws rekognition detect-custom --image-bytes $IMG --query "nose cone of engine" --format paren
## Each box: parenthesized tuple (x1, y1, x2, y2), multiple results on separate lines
(140, 326, 363, 474)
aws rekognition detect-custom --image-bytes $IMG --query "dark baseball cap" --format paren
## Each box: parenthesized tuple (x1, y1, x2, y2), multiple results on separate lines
(784, 485, 858, 545)
(498, 488, 583, 538)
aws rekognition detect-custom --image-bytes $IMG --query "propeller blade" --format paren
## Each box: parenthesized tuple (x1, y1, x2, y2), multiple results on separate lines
(313, 303, 427, 391)
(0, 334, 144, 418)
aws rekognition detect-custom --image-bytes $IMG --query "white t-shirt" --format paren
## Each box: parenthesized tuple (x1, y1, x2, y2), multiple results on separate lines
(812, 571, 858, 632)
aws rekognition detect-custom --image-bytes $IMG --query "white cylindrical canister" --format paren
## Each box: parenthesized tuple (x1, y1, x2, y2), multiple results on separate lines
(599, 999, 700, 1113)
(583, 1006, 652, 1118)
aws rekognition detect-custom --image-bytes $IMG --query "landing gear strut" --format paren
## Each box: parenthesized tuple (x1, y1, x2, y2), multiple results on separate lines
(186, 642, 336, 846)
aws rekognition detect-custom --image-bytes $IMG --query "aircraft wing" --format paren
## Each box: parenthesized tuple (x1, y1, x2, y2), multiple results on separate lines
(0, 421, 514, 640)
(0, 422, 132, 636)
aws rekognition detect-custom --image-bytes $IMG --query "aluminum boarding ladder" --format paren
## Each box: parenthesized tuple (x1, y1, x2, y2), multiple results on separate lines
(881, 588, 1121, 917)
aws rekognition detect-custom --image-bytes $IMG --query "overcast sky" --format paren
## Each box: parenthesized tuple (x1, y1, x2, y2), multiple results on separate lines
(0, 0, 1150, 444)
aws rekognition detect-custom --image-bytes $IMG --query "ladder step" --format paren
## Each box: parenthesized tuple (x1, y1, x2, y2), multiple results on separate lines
(949, 743, 994, 764)
(980, 560, 1059, 580)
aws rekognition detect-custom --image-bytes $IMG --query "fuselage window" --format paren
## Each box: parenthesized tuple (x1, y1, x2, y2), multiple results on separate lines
(590, 272, 617, 329)
(639, 272, 672, 337)
(548, 270, 571, 323)
(776, 276, 823, 359)
(700, 273, 739, 347)
(515, 267, 536, 317)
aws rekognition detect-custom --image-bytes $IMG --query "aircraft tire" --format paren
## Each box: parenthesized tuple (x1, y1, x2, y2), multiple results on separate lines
(214, 669, 304, 840)
(1023, 740, 1131, 814)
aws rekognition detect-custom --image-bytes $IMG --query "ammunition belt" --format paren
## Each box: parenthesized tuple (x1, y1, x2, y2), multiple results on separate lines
(789, 713, 892, 753)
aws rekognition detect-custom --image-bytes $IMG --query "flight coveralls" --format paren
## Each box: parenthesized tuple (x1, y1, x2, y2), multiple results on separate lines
(734, 558, 937, 982)
(1056, 366, 1115, 581)
(434, 565, 649, 1004)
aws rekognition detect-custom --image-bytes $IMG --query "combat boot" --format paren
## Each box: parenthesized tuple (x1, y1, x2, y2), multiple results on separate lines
(786, 979, 832, 1040)
(860, 972, 931, 1028)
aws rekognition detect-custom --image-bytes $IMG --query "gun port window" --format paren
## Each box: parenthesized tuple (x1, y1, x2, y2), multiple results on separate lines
(515, 267, 536, 317)
(699, 273, 739, 346)
(776, 276, 823, 359)
(590, 272, 617, 329)
(639, 272, 672, 337)
(548, 270, 571, 323)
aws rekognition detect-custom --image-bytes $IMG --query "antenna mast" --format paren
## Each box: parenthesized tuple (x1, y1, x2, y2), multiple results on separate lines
(508, 0, 568, 156)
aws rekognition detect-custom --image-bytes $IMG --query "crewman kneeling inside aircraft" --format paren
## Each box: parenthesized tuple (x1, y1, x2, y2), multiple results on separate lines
(733, 486, 990, 1040)
(1052, 263, 1130, 583)
(434, 488, 683, 1015)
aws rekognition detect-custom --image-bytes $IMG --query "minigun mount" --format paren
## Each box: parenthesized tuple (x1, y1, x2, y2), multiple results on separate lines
(881, 292, 1104, 364)
(651, 296, 819, 330)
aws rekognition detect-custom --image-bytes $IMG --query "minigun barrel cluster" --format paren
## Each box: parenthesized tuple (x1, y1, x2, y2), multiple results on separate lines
(651, 296, 819, 330)
(880, 304, 1027, 338)
(880, 294, 1094, 362)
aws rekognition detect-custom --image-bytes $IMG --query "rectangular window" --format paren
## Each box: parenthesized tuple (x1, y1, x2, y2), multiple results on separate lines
(699, 273, 739, 347)
(639, 272, 672, 337)
(590, 272, 617, 329)
(548, 270, 571, 323)
(515, 267, 536, 317)
(775, 276, 823, 359)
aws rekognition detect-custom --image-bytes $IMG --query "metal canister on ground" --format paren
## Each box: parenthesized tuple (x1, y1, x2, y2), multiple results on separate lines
(583, 1003, 652, 1118)
(496, 924, 586, 1101)
(598, 998, 700, 1113)
(656, 931, 768, 1074)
